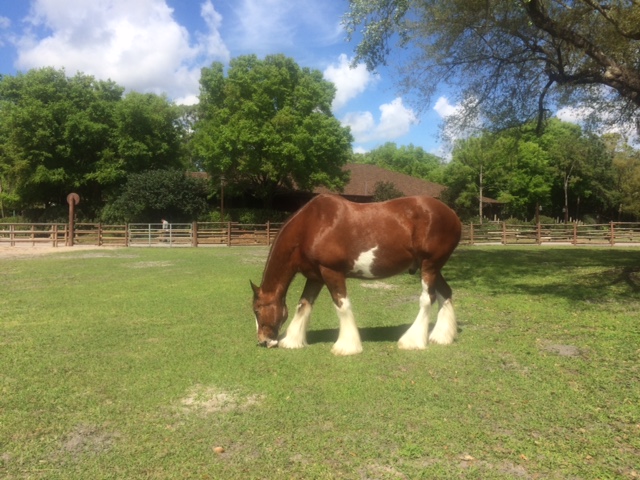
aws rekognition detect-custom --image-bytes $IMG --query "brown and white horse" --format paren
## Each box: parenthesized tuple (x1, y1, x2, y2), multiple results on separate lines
(251, 194, 462, 356)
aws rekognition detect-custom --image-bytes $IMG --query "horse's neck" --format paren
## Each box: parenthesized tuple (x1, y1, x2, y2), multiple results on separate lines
(261, 241, 297, 297)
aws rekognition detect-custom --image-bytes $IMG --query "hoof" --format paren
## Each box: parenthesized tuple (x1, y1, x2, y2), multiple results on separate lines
(398, 339, 427, 350)
(331, 342, 363, 356)
(278, 336, 307, 349)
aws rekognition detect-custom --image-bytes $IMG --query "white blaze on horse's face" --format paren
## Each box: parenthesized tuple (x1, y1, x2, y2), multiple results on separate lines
(351, 246, 379, 278)
(251, 281, 288, 348)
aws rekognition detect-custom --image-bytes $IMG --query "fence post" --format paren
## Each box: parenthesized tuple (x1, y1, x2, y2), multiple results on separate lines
(572, 222, 577, 245)
(536, 221, 541, 245)
(610, 222, 615, 246)
(227, 221, 231, 247)
(98, 222, 102, 246)
(52, 224, 58, 247)
(267, 221, 271, 246)
(192, 221, 198, 247)
(469, 223, 474, 246)
(502, 222, 506, 245)
(124, 224, 129, 247)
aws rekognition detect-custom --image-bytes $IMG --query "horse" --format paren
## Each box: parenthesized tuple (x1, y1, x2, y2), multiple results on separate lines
(251, 194, 462, 356)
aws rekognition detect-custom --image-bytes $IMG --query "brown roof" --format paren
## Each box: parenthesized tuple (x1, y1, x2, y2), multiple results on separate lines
(315, 163, 446, 198)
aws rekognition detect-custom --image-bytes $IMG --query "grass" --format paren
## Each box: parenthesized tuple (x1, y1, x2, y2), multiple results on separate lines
(1, 246, 639, 479)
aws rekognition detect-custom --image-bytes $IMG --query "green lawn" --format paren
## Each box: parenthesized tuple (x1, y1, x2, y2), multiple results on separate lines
(1, 246, 639, 479)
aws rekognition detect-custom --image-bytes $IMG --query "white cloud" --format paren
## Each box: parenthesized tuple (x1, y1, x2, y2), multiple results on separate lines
(229, 0, 342, 54)
(342, 97, 417, 144)
(433, 96, 460, 118)
(323, 53, 378, 111)
(14, 0, 229, 103)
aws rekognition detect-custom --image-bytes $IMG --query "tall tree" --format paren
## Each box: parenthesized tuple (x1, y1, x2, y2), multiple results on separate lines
(344, 0, 640, 137)
(193, 54, 353, 207)
(604, 133, 640, 219)
(0, 68, 185, 218)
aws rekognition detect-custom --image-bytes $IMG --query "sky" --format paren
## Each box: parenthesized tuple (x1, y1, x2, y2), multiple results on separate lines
(0, 0, 460, 156)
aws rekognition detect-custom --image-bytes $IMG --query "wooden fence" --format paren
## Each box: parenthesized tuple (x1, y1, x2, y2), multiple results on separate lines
(2, 221, 640, 248)
(463, 222, 640, 246)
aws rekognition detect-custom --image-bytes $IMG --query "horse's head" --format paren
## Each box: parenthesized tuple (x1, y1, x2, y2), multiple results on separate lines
(251, 281, 288, 348)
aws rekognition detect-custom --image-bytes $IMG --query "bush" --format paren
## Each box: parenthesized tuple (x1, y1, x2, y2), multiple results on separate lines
(102, 170, 211, 223)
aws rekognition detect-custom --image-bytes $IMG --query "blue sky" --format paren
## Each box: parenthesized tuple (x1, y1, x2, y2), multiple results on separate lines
(0, 0, 459, 156)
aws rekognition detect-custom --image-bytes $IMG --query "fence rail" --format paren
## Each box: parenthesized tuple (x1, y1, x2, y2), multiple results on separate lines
(2, 221, 640, 248)
(463, 222, 640, 246)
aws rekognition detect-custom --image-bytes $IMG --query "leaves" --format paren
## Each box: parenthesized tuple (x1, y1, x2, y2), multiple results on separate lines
(345, 0, 640, 137)
(192, 54, 352, 207)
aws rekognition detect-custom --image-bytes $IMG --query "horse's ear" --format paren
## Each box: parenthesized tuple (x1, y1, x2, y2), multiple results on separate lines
(250, 280, 260, 298)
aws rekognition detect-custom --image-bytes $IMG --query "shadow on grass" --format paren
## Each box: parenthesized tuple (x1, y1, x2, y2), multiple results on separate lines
(449, 247, 640, 302)
(307, 324, 412, 344)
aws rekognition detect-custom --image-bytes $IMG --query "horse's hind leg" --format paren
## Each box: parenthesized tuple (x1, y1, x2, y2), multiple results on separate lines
(429, 273, 457, 345)
(279, 279, 323, 349)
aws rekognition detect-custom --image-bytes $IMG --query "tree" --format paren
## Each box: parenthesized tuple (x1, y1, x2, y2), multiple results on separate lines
(102, 170, 210, 223)
(372, 181, 404, 201)
(0, 68, 186, 219)
(193, 54, 353, 207)
(356, 142, 446, 183)
(344, 0, 640, 137)
(537, 119, 614, 222)
(604, 133, 640, 219)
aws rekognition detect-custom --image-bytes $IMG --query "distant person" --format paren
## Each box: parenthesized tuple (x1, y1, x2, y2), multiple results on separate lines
(161, 219, 169, 242)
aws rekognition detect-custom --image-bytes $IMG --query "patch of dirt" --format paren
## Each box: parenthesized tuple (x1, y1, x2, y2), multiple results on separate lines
(180, 384, 264, 415)
(361, 281, 396, 290)
(127, 260, 174, 268)
(59, 424, 119, 459)
(0, 245, 122, 259)
(539, 341, 582, 357)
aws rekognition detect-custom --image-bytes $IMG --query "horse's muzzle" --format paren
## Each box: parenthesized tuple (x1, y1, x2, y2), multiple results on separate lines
(257, 339, 279, 348)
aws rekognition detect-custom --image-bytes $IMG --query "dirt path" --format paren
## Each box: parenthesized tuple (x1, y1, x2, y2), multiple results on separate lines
(0, 245, 121, 259)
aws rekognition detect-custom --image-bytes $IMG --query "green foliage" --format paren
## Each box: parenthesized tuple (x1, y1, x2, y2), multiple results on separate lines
(192, 54, 353, 207)
(204, 208, 290, 223)
(372, 180, 404, 201)
(102, 170, 210, 223)
(444, 120, 623, 221)
(356, 142, 446, 183)
(345, 0, 640, 137)
(0, 68, 186, 219)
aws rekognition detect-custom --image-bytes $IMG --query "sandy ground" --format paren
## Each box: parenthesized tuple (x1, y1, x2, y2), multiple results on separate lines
(0, 245, 122, 259)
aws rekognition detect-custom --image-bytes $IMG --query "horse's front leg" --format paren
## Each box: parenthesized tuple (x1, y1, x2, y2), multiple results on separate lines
(279, 278, 323, 349)
(398, 277, 433, 350)
(320, 267, 363, 356)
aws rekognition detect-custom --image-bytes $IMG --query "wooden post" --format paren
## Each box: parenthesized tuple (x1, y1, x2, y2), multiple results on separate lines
(536, 221, 541, 245)
(502, 222, 507, 245)
(124, 223, 129, 247)
(98, 223, 103, 246)
(66, 193, 80, 246)
(266, 221, 271, 246)
(53, 224, 58, 247)
(572, 222, 577, 245)
(227, 221, 231, 247)
(10, 224, 15, 246)
(192, 221, 198, 247)
(469, 223, 474, 246)
(610, 222, 615, 246)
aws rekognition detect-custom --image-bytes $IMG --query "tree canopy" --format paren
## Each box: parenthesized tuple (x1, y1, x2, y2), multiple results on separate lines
(192, 54, 353, 207)
(0, 67, 186, 219)
(344, 0, 640, 137)
(442, 119, 619, 221)
(354, 142, 446, 183)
